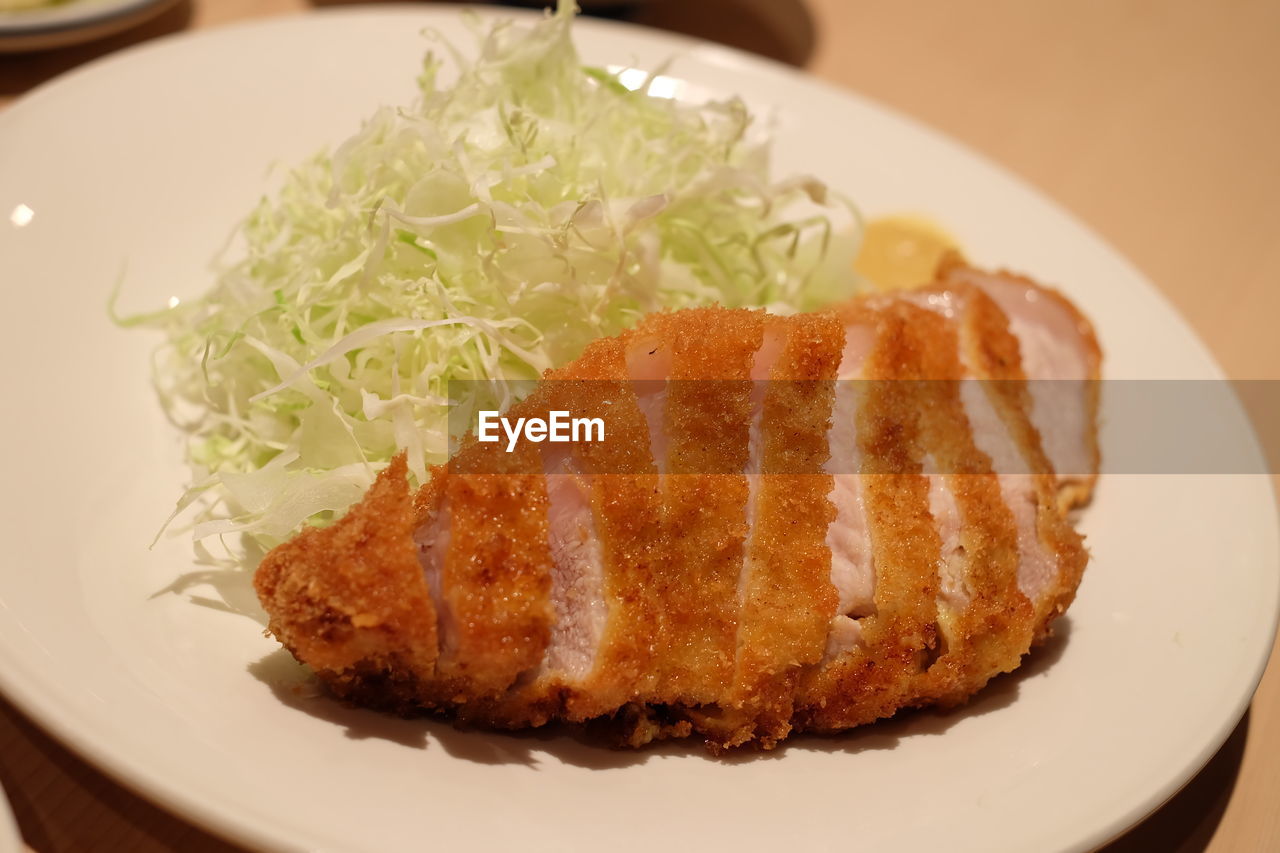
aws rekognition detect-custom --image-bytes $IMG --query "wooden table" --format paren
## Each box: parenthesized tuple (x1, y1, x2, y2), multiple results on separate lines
(1, 1, 1277, 850)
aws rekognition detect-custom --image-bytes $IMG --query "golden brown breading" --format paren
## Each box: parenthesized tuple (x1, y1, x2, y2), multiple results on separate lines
(884, 301, 1033, 705)
(696, 313, 844, 750)
(935, 257, 1103, 512)
(927, 278, 1093, 634)
(647, 308, 764, 704)
(795, 303, 944, 732)
(254, 455, 438, 712)
(255, 265, 1100, 751)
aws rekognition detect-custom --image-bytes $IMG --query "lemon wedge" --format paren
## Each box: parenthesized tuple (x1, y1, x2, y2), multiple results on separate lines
(855, 215, 960, 291)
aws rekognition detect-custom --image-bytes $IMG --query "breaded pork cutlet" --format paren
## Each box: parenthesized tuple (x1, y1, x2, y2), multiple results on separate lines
(255, 263, 1101, 751)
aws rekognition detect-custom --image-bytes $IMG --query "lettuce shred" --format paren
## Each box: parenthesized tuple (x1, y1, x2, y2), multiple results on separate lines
(136, 0, 861, 552)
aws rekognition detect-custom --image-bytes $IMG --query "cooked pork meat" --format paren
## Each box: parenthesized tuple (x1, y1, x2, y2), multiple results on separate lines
(254, 263, 1101, 751)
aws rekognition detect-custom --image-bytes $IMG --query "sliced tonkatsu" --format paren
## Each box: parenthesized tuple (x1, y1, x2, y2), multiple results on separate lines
(254, 263, 1101, 751)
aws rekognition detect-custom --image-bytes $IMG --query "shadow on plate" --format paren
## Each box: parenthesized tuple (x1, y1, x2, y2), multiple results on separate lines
(309, 0, 816, 67)
(247, 617, 1074, 770)
(0, 0, 193, 97)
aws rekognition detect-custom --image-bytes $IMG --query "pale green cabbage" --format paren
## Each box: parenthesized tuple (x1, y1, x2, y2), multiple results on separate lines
(133, 0, 861, 553)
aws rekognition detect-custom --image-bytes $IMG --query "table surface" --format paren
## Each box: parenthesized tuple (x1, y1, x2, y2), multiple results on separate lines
(1, 0, 1278, 850)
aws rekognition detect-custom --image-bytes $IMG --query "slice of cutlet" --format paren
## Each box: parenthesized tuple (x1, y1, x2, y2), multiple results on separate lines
(420, 435, 554, 703)
(641, 308, 765, 706)
(707, 312, 844, 749)
(255, 454, 439, 712)
(795, 302, 943, 732)
(882, 299, 1032, 707)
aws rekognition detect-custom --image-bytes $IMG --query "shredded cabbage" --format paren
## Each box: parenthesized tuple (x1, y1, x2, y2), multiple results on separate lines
(132, 0, 861, 554)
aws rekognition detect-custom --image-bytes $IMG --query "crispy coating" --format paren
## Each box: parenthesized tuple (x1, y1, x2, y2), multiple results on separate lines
(885, 302, 1033, 706)
(557, 338, 666, 718)
(696, 313, 844, 749)
(936, 256, 1103, 513)
(254, 455, 438, 712)
(931, 278, 1093, 633)
(255, 265, 1100, 750)
(650, 308, 764, 704)
(795, 303, 944, 731)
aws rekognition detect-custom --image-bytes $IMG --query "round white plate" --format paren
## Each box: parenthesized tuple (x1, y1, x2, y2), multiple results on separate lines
(0, 8, 1276, 853)
(0, 0, 177, 52)
(0, 784, 18, 853)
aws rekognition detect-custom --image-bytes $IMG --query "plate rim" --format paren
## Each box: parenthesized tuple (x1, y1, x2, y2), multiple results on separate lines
(0, 780, 19, 853)
(0, 6, 1277, 852)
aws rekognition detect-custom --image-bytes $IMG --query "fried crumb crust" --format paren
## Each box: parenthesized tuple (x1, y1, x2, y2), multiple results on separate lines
(254, 265, 1098, 751)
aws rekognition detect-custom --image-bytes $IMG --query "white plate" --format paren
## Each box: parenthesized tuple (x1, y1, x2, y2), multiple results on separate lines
(0, 784, 18, 853)
(0, 8, 1276, 853)
(0, 0, 176, 52)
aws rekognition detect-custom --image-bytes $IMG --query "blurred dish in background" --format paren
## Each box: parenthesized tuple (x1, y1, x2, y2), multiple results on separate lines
(0, 0, 178, 52)
(324, 0, 817, 66)
(0, 0, 63, 10)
